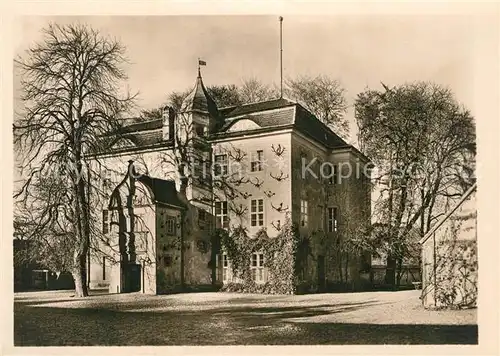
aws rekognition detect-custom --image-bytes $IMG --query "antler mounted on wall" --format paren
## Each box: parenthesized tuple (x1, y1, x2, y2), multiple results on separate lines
(225, 189, 238, 200)
(271, 144, 286, 157)
(250, 177, 264, 188)
(271, 202, 289, 213)
(228, 175, 249, 186)
(227, 146, 247, 163)
(240, 191, 253, 199)
(271, 220, 282, 231)
(264, 190, 276, 198)
(270, 171, 289, 182)
(230, 203, 248, 217)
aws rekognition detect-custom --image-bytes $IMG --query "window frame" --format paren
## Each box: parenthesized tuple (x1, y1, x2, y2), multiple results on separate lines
(250, 198, 265, 227)
(102, 210, 109, 234)
(250, 252, 265, 283)
(250, 150, 264, 172)
(215, 201, 229, 229)
(214, 154, 229, 176)
(327, 206, 339, 232)
(300, 199, 308, 227)
(165, 215, 177, 236)
(332, 164, 339, 185)
(216, 252, 232, 283)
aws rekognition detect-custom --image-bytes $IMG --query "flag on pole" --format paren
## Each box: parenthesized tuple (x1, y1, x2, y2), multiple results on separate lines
(198, 59, 206, 66)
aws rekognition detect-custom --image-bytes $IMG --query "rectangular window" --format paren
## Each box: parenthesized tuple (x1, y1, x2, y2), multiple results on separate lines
(250, 199, 264, 227)
(332, 165, 339, 185)
(325, 163, 338, 184)
(222, 253, 230, 282)
(198, 209, 206, 229)
(300, 200, 308, 227)
(214, 154, 228, 176)
(216, 252, 231, 283)
(166, 216, 176, 235)
(251, 252, 265, 283)
(328, 207, 339, 232)
(215, 201, 229, 229)
(251, 150, 264, 172)
(102, 210, 109, 234)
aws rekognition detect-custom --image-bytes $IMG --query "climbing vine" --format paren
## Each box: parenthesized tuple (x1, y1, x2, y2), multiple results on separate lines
(211, 217, 300, 294)
(421, 213, 478, 309)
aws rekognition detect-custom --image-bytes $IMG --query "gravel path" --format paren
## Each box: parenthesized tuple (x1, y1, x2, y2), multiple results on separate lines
(14, 289, 477, 345)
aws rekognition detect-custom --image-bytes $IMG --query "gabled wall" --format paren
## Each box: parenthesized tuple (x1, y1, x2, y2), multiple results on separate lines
(421, 186, 477, 309)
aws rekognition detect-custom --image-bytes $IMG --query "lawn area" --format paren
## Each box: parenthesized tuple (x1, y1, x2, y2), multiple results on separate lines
(14, 289, 477, 346)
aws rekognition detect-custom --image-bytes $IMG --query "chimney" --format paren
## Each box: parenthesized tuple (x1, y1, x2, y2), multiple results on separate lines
(162, 106, 175, 140)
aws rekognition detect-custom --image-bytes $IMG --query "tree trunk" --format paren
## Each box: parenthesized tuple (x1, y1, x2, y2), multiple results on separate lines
(385, 254, 396, 287)
(71, 157, 91, 297)
(72, 252, 89, 297)
(396, 257, 403, 287)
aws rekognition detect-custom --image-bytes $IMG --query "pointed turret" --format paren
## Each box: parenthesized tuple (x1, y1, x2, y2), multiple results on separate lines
(180, 70, 219, 119)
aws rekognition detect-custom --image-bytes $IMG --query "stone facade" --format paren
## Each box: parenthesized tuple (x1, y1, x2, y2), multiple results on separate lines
(88, 72, 371, 294)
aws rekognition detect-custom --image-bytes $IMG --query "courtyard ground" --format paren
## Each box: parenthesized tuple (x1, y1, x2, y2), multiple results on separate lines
(14, 289, 477, 346)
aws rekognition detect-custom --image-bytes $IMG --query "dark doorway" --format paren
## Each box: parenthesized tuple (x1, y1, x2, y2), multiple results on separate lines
(127, 264, 141, 292)
(317, 255, 326, 292)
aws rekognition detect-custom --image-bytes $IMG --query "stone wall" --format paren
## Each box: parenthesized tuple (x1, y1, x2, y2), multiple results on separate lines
(421, 187, 477, 309)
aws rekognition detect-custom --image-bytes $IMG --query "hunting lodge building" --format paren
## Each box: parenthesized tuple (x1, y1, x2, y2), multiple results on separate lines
(89, 70, 372, 294)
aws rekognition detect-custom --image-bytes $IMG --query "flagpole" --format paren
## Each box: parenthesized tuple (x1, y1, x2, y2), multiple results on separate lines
(279, 16, 283, 98)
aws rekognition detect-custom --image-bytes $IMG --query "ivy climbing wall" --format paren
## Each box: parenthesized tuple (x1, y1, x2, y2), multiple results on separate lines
(421, 187, 477, 309)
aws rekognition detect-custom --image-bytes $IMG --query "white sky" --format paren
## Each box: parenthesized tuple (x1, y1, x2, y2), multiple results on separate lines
(14, 15, 475, 143)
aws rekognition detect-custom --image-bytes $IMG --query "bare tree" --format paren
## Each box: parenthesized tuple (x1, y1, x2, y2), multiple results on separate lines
(13, 23, 136, 297)
(355, 82, 476, 287)
(238, 78, 278, 103)
(207, 84, 243, 107)
(285, 75, 349, 139)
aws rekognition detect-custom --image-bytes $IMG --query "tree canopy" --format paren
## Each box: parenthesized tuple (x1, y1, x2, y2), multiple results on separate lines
(140, 76, 350, 140)
(355, 81, 476, 285)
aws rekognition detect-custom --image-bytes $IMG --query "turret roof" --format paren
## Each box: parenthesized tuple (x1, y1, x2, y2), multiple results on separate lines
(180, 70, 219, 118)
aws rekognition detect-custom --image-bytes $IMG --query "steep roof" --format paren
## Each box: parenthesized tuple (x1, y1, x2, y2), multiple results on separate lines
(293, 104, 348, 149)
(216, 98, 350, 150)
(180, 70, 219, 118)
(122, 119, 163, 132)
(221, 98, 295, 118)
(93, 76, 367, 160)
(109, 161, 186, 209)
(137, 175, 186, 209)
